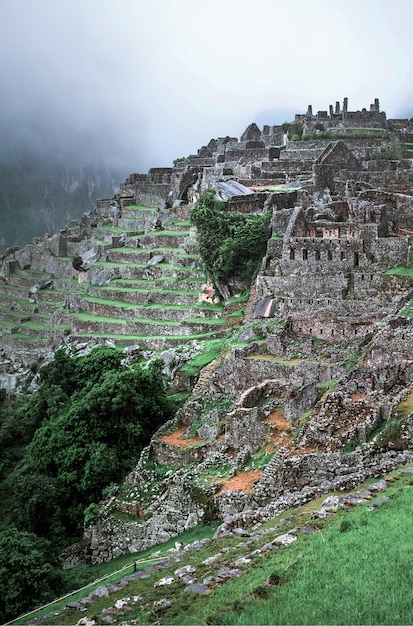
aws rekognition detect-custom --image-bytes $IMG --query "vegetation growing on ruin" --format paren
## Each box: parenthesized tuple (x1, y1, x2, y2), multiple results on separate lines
(374, 390, 413, 449)
(179, 338, 224, 380)
(190, 188, 271, 295)
(372, 142, 401, 160)
(399, 300, 413, 318)
(384, 265, 413, 276)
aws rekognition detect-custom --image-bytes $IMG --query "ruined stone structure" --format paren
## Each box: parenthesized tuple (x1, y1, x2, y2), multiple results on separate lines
(298, 97, 387, 132)
(109, 98, 413, 347)
(1, 98, 412, 565)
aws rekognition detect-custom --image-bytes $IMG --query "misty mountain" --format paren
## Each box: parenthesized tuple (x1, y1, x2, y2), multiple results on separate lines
(0, 157, 127, 254)
(0, 122, 136, 254)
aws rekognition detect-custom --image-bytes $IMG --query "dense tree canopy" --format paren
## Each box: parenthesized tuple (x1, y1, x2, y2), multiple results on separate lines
(190, 188, 271, 296)
(0, 527, 64, 622)
(0, 346, 174, 619)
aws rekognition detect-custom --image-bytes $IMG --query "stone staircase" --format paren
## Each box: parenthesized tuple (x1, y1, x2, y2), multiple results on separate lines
(254, 448, 287, 499)
(191, 353, 226, 397)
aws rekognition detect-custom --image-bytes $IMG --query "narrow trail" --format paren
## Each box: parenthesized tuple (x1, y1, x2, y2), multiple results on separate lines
(4, 554, 168, 626)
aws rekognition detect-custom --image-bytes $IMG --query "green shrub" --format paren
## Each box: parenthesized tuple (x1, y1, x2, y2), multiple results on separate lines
(172, 156, 186, 167)
(191, 189, 271, 295)
(84, 503, 99, 526)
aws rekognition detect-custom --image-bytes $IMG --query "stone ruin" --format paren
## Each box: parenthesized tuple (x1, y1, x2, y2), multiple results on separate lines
(110, 97, 413, 346)
(0, 96, 412, 565)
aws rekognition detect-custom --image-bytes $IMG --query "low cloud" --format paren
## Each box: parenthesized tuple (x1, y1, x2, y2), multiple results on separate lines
(0, 0, 412, 175)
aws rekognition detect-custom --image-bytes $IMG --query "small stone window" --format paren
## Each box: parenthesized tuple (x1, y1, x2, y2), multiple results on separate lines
(303, 249, 308, 260)
(290, 249, 295, 260)
(328, 250, 333, 260)
(315, 250, 320, 261)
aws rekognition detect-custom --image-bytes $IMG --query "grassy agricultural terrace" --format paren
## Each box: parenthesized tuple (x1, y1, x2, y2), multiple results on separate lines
(0, 204, 241, 360)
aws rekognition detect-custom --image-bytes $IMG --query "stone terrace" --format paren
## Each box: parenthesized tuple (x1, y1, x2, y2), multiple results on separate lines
(0, 203, 227, 363)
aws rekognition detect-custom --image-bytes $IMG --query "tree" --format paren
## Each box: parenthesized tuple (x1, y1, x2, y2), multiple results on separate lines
(0, 347, 174, 617)
(25, 355, 173, 533)
(0, 527, 64, 623)
(190, 188, 271, 296)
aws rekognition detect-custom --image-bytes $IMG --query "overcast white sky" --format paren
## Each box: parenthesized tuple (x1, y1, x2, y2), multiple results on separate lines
(0, 0, 412, 172)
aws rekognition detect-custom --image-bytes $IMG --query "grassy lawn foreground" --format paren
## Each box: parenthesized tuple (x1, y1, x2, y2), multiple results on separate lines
(13, 466, 413, 626)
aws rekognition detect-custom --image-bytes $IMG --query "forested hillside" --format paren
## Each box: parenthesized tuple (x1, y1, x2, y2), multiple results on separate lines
(0, 345, 174, 622)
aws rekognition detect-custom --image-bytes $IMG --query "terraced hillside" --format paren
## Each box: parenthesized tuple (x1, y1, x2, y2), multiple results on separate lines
(0, 203, 229, 364)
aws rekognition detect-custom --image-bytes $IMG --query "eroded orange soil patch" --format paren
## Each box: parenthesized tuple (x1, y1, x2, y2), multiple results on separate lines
(218, 469, 262, 493)
(351, 393, 367, 402)
(161, 425, 205, 449)
(266, 408, 293, 450)
(267, 408, 290, 428)
(265, 408, 322, 458)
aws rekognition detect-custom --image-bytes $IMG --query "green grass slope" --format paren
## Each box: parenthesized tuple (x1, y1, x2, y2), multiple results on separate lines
(11, 465, 413, 626)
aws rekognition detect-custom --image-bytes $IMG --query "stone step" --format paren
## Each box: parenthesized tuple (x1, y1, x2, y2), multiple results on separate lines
(0, 283, 29, 299)
(104, 247, 152, 264)
(0, 319, 19, 334)
(92, 226, 143, 244)
(0, 307, 33, 324)
(90, 261, 205, 281)
(134, 231, 192, 249)
(77, 297, 223, 322)
(0, 335, 47, 364)
(69, 327, 225, 350)
(0, 314, 66, 339)
(33, 300, 66, 316)
(80, 285, 206, 306)
(0, 293, 38, 315)
(191, 355, 225, 397)
(1, 275, 54, 293)
(258, 449, 286, 483)
(14, 320, 56, 338)
(71, 315, 225, 338)
(117, 216, 156, 231)
(111, 276, 207, 291)
(120, 204, 158, 220)
(0, 285, 67, 319)
(103, 246, 200, 268)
